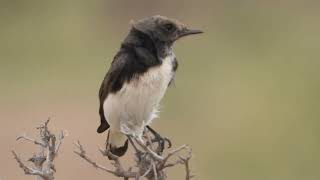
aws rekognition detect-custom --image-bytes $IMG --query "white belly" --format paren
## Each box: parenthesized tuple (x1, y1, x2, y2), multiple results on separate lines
(103, 55, 174, 138)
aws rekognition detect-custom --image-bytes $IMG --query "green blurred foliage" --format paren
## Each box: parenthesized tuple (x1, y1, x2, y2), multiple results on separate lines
(0, 0, 320, 179)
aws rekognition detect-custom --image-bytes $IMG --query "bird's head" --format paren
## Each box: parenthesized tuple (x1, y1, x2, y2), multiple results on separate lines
(131, 15, 203, 45)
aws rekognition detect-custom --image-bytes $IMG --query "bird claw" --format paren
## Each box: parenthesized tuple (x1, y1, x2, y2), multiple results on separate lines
(143, 126, 172, 155)
(151, 136, 172, 149)
(164, 137, 172, 148)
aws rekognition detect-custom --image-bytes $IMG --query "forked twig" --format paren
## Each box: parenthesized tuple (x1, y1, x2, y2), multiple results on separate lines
(12, 151, 46, 177)
(74, 129, 194, 179)
(12, 119, 66, 180)
(74, 141, 137, 178)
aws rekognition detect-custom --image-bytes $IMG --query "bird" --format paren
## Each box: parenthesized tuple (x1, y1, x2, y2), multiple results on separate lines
(97, 15, 202, 158)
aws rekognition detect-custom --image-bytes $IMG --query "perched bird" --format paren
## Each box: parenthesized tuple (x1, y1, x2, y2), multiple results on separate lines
(97, 15, 202, 157)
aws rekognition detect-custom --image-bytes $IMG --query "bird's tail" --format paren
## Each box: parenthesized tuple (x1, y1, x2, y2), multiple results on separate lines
(107, 130, 128, 158)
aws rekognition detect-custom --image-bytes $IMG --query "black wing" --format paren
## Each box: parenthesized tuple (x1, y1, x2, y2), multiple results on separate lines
(97, 51, 129, 133)
(97, 46, 161, 133)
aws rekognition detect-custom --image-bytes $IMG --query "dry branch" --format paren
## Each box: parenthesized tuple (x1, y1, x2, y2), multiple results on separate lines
(74, 129, 194, 180)
(12, 119, 66, 180)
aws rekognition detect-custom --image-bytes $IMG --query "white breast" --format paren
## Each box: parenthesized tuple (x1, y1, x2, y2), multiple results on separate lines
(103, 54, 175, 138)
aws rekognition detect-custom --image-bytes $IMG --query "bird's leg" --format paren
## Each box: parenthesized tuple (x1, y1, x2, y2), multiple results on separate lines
(146, 126, 172, 155)
(127, 135, 141, 154)
(105, 130, 111, 151)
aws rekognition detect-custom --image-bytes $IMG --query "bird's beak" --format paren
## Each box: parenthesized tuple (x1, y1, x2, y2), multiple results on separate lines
(178, 28, 203, 38)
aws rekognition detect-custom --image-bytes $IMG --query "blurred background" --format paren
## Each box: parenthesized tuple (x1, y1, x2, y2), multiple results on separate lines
(1, 0, 320, 179)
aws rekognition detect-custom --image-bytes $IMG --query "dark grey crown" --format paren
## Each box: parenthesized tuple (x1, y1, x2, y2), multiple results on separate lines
(131, 15, 203, 44)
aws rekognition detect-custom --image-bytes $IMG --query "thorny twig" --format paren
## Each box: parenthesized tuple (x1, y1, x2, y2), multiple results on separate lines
(12, 119, 66, 180)
(181, 154, 194, 180)
(73, 141, 137, 178)
(12, 151, 46, 178)
(74, 129, 194, 180)
(16, 134, 46, 147)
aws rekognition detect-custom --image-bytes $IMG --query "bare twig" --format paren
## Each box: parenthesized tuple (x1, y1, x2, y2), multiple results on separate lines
(12, 119, 66, 180)
(73, 141, 116, 174)
(151, 159, 158, 180)
(141, 165, 153, 178)
(55, 131, 66, 153)
(159, 144, 189, 169)
(16, 134, 46, 147)
(12, 151, 46, 177)
(74, 141, 137, 178)
(134, 138, 164, 161)
(74, 129, 194, 179)
(179, 152, 194, 180)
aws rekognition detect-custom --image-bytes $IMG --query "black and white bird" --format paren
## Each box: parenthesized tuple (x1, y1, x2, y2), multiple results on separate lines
(97, 15, 202, 157)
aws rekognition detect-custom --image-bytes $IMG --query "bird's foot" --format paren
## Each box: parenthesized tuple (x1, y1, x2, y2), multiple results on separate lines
(151, 136, 172, 155)
(146, 126, 172, 155)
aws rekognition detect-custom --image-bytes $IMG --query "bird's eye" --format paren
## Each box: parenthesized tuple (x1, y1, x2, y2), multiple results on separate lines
(164, 23, 175, 32)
